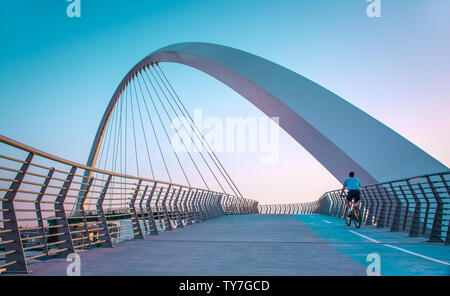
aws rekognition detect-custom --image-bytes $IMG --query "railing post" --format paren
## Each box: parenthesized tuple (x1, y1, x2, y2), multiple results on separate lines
(328, 193, 335, 215)
(231, 196, 237, 214)
(192, 189, 201, 223)
(199, 191, 207, 221)
(202, 191, 209, 220)
(417, 183, 430, 235)
(426, 175, 444, 242)
(406, 180, 421, 237)
(360, 189, 368, 222)
(139, 185, 149, 235)
(78, 176, 93, 248)
(214, 193, 220, 216)
(146, 183, 159, 235)
(174, 187, 184, 228)
(327, 193, 335, 216)
(398, 185, 410, 231)
(229, 195, 234, 214)
(388, 183, 402, 232)
(210, 193, 217, 217)
(130, 180, 144, 239)
(179, 189, 188, 223)
(225, 194, 231, 214)
(335, 192, 344, 217)
(162, 185, 173, 230)
(332, 192, 340, 216)
(438, 174, 450, 244)
(217, 194, 224, 216)
(168, 187, 177, 225)
(221, 194, 227, 214)
(204, 192, 213, 219)
(212, 193, 221, 218)
(2, 152, 34, 273)
(369, 187, 381, 225)
(184, 188, 193, 225)
(375, 184, 387, 228)
(380, 185, 393, 229)
(36, 167, 54, 256)
(235, 197, 241, 215)
(97, 175, 114, 248)
(232, 196, 238, 214)
(215, 193, 222, 217)
(54, 166, 77, 256)
(154, 187, 164, 229)
(239, 198, 245, 214)
(365, 189, 376, 225)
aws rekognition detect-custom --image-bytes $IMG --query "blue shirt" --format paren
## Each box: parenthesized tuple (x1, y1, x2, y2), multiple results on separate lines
(343, 177, 361, 190)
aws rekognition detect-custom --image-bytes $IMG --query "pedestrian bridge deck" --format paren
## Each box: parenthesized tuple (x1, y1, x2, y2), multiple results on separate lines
(25, 215, 449, 276)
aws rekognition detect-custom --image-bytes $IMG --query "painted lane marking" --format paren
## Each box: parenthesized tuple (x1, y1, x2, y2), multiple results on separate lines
(348, 230, 450, 266)
(322, 219, 332, 224)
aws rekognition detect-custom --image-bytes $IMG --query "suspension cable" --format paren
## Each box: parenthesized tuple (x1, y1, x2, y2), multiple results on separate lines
(135, 72, 173, 183)
(142, 68, 209, 189)
(118, 88, 125, 210)
(132, 77, 155, 179)
(86, 99, 114, 211)
(129, 78, 141, 178)
(156, 64, 243, 197)
(110, 91, 122, 208)
(147, 66, 227, 193)
(139, 70, 192, 187)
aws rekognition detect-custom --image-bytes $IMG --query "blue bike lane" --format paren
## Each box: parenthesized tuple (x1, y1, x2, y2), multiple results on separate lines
(295, 215, 450, 276)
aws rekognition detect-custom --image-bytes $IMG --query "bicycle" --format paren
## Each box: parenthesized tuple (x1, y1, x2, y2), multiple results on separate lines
(343, 194, 362, 228)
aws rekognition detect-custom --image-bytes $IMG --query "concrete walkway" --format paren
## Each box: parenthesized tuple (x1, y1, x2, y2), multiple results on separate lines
(27, 215, 368, 276)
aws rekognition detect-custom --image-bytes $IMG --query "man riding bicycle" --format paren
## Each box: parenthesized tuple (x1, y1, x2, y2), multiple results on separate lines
(340, 171, 361, 216)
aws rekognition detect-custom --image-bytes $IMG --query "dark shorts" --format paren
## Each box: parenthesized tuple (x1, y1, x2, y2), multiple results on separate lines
(346, 190, 360, 203)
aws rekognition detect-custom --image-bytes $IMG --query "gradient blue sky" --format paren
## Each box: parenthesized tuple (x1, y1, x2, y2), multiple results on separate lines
(1, 0, 449, 204)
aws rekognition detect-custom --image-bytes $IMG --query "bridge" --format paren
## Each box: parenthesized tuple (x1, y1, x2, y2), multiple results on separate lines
(0, 43, 449, 276)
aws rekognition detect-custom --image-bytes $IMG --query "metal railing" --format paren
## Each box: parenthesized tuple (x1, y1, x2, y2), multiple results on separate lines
(0, 135, 258, 274)
(259, 171, 450, 244)
(258, 200, 320, 215)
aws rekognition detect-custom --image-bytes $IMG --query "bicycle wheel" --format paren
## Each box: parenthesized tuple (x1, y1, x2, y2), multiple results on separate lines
(344, 208, 351, 226)
(353, 208, 362, 228)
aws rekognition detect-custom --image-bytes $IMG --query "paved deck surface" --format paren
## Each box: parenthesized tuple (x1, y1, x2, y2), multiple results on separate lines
(24, 214, 449, 276)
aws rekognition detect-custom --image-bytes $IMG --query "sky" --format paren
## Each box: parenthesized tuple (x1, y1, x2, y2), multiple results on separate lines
(0, 0, 449, 205)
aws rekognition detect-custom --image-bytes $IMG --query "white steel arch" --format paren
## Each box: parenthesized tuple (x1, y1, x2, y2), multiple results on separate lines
(87, 42, 448, 184)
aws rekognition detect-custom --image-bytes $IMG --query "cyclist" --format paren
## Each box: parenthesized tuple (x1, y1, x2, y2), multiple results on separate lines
(340, 171, 361, 216)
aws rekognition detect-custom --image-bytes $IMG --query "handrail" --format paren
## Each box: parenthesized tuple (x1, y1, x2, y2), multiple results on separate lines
(259, 171, 450, 245)
(0, 134, 259, 274)
(1, 135, 197, 190)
